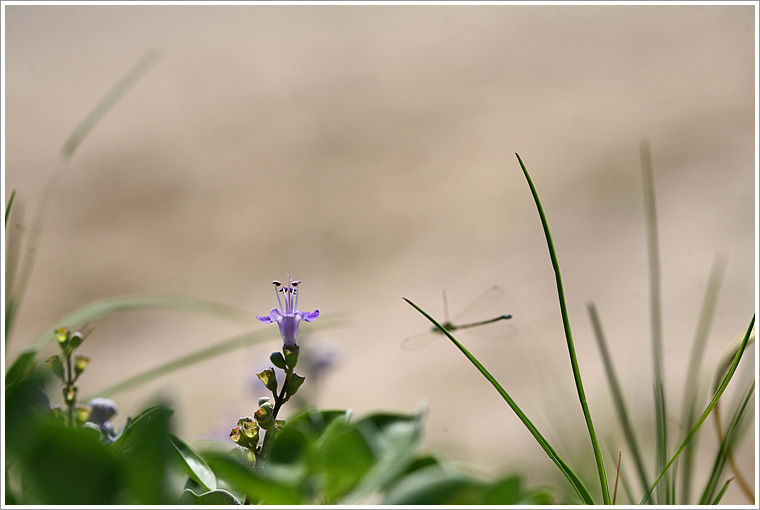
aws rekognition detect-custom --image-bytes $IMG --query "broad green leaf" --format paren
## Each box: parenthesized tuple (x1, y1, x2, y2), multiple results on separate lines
(382, 465, 482, 505)
(312, 418, 374, 502)
(180, 487, 241, 505)
(202, 451, 302, 505)
(342, 411, 423, 503)
(170, 434, 217, 492)
(18, 422, 122, 504)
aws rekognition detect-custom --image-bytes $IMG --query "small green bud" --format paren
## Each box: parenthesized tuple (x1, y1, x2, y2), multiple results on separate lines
(75, 404, 91, 425)
(283, 345, 299, 368)
(256, 368, 278, 393)
(55, 327, 70, 348)
(45, 355, 65, 380)
(229, 426, 242, 444)
(69, 331, 85, 350)
(254, 404, 275, 430)
(74, 355, 90, 377)
(286, 373, 305, 398)
(63, 385, 77, 405)
(258, 397, 271, 407)
(270, 351, 287, 369)
(236, 416, 254, 428)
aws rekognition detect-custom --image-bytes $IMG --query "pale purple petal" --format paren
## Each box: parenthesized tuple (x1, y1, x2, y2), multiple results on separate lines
(303, 310, 320, 322)
(257, 308, 281, 324)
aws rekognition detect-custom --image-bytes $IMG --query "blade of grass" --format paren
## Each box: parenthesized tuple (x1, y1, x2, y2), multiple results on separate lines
(6, 50, 160, 342)
(710, 477, 733, 505)
(698, 379, 754, 504)
(403, 297, 595, 504)
(679, 254, 727, 504)
(88, 315, 342, 399)
(5, 189, 16, 226)
(639, 315, 755, 504)
(514, 153, 610, 504)
(587, 302, 651, 498)
(639, 139, 671, 503)
(28, 294, 249, 355)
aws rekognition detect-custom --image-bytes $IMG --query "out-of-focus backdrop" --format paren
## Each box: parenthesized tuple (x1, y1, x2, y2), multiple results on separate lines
(4, 4, 755, 503)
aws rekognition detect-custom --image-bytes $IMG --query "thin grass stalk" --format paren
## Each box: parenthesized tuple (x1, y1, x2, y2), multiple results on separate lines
(587, 302, 651, 498)
(5, 50, 160, 342)
(639, 139, 671, 503)
(639, 315, 755, 504)
(404, 297, 595, 504)
(699, 379, 755, 504)
(710, 478, 733, 505)
(678, 255, 727, 503)
(514, 153, 610, 504)
(4, 189, 16, 226)
(710, 328, 756, 503)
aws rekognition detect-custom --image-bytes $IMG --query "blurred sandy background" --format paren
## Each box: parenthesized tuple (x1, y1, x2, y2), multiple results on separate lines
(4, 4, 756, 503)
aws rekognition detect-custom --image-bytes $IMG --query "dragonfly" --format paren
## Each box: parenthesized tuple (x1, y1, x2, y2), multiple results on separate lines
(402, 284, 514, 350)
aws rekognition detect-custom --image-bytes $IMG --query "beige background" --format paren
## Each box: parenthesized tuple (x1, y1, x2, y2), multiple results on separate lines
(4, 4, 756, 504)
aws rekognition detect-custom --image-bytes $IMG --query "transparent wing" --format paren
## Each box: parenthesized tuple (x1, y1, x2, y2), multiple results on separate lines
(402, 285, 510, 351)
(449, 284, 504, 325)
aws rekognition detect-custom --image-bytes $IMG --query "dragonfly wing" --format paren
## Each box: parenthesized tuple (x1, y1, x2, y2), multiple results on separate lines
(450, 284, 505, 324)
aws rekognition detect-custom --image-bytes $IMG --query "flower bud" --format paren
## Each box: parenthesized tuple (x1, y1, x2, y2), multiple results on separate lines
(69, 331, 85, 350)
(256, 368, 278, 393)
(286, 373, 305, 398)
(258, 397, 271, 407)
(284, 345, 300, 368)
(64, 385, 77, 405)
(74, 355, 90, 377)
(254, 404, 275, 430)
(55, 327, 70, 349)
(270, 351, 287, 369)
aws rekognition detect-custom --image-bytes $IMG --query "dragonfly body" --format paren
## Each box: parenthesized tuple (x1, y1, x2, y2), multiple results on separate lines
(403, 285, 513, 350)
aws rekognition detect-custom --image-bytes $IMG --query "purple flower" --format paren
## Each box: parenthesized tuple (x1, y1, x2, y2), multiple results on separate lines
(257, 276, 319, 347)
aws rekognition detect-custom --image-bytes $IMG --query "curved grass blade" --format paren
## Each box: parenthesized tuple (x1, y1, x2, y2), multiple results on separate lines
(710, 477, 733, 505)
(514, 153, 610, 504)
(30, 294, 250, 354)
(5, 189, 16, 227)
(698, 380, 754, 504)
(587, 302, 651, 498)
(6, 50, 160, 341)
(403, 297, 595, 504)
(88, 315, 342, 399)
(639, 315, 755, 504)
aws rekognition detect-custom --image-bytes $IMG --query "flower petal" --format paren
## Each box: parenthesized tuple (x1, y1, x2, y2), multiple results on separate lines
(257, 308, 282, 324)
(303, 309, 320, 322)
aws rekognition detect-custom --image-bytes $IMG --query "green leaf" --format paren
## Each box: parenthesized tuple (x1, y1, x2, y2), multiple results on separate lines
(170, 434, 217, 492)
(180, 487, 241, 505)
(202, 451, 302, 505)
(18, 422, 122, 504)
(382, 465, 482, 505)
(342, 411, 423, 503)
(108, 404, 175, 504)
(311, 417, 375, 502)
